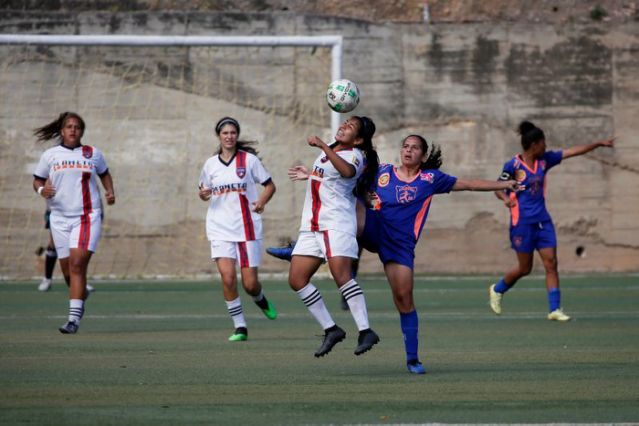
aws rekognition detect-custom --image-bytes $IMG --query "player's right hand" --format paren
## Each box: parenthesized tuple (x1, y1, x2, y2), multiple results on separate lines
(198, 186, 212, 201)
(288, 165, 310, 181)
(41, 181, 56, 199)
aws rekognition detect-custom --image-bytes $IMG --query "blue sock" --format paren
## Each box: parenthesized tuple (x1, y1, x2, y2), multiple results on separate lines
(400, 310, 419, 363)
(548, 288, 561, 312)
(494, 278, 510, 294)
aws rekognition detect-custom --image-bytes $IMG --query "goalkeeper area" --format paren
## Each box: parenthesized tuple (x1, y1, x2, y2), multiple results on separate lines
(0, 37, 337, 280)
(1, 275, 638, 424)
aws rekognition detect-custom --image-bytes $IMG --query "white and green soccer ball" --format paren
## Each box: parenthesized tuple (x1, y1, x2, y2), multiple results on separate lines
(326, 79, 360, 113)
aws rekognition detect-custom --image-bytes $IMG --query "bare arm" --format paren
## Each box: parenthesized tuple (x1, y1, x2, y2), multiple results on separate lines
(307, 136, 356, 178)
(288, 165, 310, 181)
(33, 177, 56, 199)
(452, 178, 520, 192)
(562, 137, 615, 160)
(252, 180, 276, 213)
(99, 172, 116, 205)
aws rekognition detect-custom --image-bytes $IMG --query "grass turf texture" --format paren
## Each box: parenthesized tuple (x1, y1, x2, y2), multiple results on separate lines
(1, 276, 638, 424)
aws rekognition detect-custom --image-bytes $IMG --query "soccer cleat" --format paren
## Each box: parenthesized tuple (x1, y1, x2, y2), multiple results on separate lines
(489, 284, 502, 315)
(265, 241, 295, 262)
(228, 327, 248, 341)
(314, 325, 346, 357)
(547, 308, 571, 322)
(406, 359, 426, 375)
(59, 321, 79, 334)
(354, 328, 380, 356)
(86, 283, 95, 293)
(38, 278, 52, 292)
(261, 299, 278, 320)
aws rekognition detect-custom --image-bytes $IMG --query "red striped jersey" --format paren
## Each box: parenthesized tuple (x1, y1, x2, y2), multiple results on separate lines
(33, 144, 109, 217)
(299, 147, 364, 235)
(199, 150, 271, 242)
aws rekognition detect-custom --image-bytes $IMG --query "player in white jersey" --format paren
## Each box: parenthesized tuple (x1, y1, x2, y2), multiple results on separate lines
(198, 117, 278, 342)
(288, 116, 381, 357)
(32, 112, 116, 334)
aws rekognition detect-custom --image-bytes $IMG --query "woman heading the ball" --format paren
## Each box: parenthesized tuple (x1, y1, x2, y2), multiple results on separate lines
(288, 116, 381, 357)
(489, 121, 615, 321)
(32, 112, 116, 334)
(198, 117, 278, 341)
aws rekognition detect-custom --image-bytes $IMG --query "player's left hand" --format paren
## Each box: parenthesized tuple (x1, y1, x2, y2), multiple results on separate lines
(105, 191, 116, 205)
(252, 201, 265, 214)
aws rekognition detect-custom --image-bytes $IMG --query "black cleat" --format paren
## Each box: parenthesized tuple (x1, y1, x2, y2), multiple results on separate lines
(354, 328, 379, 355)
(59, 321, 79, 334)
(314, 325, 346, 357)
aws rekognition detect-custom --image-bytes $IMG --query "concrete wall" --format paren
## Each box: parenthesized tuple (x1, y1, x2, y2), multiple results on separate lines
(1, 11, 638, 278)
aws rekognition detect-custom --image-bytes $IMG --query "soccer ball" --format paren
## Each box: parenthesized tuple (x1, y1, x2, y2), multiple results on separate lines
(326, 79, 360, 113)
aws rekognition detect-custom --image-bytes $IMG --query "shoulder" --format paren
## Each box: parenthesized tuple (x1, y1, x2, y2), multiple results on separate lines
(377, 163, 393, 174)
(504, 156, 518, 169)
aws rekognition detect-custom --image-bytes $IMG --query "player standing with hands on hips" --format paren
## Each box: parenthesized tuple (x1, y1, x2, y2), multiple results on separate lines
(199, 117, 277, 342)
(489, 121, 615, 321)
(288, 116, 381, 357)
(32, 112, 116, 334)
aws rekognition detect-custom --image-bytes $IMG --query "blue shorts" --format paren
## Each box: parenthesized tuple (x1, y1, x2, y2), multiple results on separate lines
(358, 210, 415, 269)
(509, 219, 557, 253)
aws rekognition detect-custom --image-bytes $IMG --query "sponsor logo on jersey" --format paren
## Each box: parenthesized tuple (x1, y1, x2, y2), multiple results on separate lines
(514, 169, 526, 182)
(396, 185, 417, 204)
(420, 172, 434, 183)
(211, 182, 247, 195)
(377, 172, 390, 187)
(52, 159, 95, 172)
(236, 167, 246, 178)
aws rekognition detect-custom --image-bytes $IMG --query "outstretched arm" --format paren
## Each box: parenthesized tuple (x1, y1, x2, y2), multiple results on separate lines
(452, 178, 520, 192)
(562, 137, 615, 160)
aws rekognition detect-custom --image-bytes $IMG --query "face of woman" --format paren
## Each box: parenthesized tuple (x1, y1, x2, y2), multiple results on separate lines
(335, 118, 363, 147)
(60, 117, 83, 146)
(218, 124, 238, 151)
(531, 138, 547, 158)
(400, 136, 426, 168)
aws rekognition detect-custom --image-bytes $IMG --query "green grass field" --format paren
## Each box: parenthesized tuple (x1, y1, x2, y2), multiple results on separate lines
(1, 275, 638, 425)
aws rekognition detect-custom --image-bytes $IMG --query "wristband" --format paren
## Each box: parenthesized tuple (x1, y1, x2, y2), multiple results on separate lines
(37, 187, 44, 195)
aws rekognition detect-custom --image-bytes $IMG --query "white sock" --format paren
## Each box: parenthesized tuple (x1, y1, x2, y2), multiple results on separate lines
(68, 299, 84, 324)
(339, 279, 369, 331)
(225, 297, 247, 329)
(297, 283, 335, 330)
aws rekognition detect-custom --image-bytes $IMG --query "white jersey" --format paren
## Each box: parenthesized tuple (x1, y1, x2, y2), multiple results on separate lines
(34, 144, 108, 217)
(199, 150, 272, 242)
(299, 147, 364, 235)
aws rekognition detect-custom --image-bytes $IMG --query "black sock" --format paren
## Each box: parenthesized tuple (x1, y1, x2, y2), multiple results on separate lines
(45, 246, 57, 279)
(254, 296, 269, 310)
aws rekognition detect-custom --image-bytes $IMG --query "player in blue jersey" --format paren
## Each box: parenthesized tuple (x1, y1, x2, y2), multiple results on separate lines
(268, 134, 519, 373)
(489, 121, 615, 321)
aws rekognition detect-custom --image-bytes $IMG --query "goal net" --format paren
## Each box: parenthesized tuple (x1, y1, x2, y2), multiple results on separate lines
(0, 35, 340, 279)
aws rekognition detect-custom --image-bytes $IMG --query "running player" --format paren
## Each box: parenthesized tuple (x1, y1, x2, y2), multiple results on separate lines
(489, 121, 615, 321)
(198, 117, 278, 342)
(33, 112, 116, 334)
(288, 116, 380, 358)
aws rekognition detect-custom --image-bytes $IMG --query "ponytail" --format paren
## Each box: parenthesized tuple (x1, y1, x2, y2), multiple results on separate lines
(352, 116, 380, 198)
(518, 120, 545, 150)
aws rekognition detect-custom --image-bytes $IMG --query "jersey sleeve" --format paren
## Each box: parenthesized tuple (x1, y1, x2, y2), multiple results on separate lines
(338, 149, 365, 178)
(33, 151, 50, 179)
(544, 150, 563, 170)
(432, 170, 458, 194)
(93, 149, 109, 176)
(198, 160, 210, 189)
(498, 159, 515, 181)
(249, 155, 272, 185)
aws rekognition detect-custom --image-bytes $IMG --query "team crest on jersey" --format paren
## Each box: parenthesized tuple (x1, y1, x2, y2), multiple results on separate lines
(396, 185, 417, 204)
(377, 173, 390, 187)
(82, 145, 93, 159)
(236, 167, 246, 178)
(420, 172, 434, 183)
(514, 169, 526, 182)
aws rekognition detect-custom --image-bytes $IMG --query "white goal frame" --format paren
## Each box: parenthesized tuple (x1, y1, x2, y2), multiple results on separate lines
(0, 34, 344, 135)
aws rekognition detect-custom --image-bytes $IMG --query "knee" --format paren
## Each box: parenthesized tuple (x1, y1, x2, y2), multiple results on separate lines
(543, 256, 558, 272)
(68, 258, 85, 274)
(394, 290, 414, 312)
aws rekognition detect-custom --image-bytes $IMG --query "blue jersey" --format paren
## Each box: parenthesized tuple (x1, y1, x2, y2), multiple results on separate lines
(499, 150, 563, 226)
(371, 164, 458, 244)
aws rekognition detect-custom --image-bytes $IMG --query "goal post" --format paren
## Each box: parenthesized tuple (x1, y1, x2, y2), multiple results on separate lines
(0, 33, 343, 279)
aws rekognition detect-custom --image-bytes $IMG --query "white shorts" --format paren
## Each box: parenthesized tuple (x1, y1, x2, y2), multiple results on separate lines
(49, 211, 102, 259)
(210, 240, 263, 268)
(292, 230, 359, 260)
